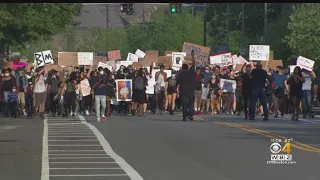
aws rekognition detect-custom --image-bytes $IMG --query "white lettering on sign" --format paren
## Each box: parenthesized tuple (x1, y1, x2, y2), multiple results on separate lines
(34, 50, 54, 67)
(78, 52, 93, 65)
(249, 45, 270, 61)
(296, 56, 315, 72)
(220, 79, 236, 93)
(210, 53, 233, 67)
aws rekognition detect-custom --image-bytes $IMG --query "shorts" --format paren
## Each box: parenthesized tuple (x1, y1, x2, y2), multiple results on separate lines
(34, 92, 46, 106)
(195, 90, 202, 100)
(201, 87, 209, 100)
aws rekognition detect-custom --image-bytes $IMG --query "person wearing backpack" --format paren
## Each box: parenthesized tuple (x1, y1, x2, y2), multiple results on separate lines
(132, 68, 147, 116)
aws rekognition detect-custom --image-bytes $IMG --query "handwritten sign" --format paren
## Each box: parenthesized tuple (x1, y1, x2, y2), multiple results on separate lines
(108, 50, 121, 61)
(98, 62, 113, 71)
(210, 53, 233, 67)
(296, 56, 315, 71)
(80, 79, 91, 97)
(233, 55, 248, 64)
(249, 45, 270, 61)
(78, 52, 93, 65)
(34, 50, 54, 67)
(182, 42, 210, 67)
(127, 53, 139, 62)
(220, 79, 236, 93)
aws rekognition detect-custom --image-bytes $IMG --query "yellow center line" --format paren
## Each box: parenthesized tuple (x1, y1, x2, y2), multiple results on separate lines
(194, 115, 320, 153)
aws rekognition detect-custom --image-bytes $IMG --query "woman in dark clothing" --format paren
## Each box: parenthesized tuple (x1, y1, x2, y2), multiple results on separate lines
(2, 68, 15, 117)
(287, 66, 305, 121)
(165, 71, 178, 115)
(105, 72, 116, 116)
(132, 68, 147, 116)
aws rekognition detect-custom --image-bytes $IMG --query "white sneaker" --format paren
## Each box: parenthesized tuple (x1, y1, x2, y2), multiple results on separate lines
(23, 109, 27, 116)
(101, 114, 106, 121)
(85, 110, 89, 115)
(97, 118, 100, 122)
(70, 111, 73, 116)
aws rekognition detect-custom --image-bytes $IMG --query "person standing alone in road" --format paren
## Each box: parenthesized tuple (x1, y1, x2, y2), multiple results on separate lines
(177, 50, 196, 121)
(249, 62, 269, 121)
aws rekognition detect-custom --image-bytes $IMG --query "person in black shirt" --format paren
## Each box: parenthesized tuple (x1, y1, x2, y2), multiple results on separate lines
(206, 75, 221, 114)
(165, 71, 178, 115)
(241, 64, 252, 120)
(105, 72, 116, 117)
(249, 62, 269, 121)
(287, 66, 304, 121)
(177, 50, 196, 121)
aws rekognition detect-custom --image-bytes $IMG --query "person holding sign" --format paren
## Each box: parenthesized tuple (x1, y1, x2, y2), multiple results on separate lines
(33, 66, 48, 120)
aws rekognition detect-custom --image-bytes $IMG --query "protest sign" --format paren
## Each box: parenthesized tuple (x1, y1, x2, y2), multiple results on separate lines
(151, 69, 172, 79)
(107, 50, 121, 61)
(233, 55, 248, 65)
(115, 61, 134, 71)
(296, 56, 315, 71)
(235, 64, 244, 72)
(269, 60, 283, 70)
(92, 56, 107, 70)
(158, 56, 172, 69)
(182, 42, 210, 67)
(45, 64, 60, 72)
(34, 50, 54, 67)
(80, 79, 91, 97)
(220, 79, 236, 93)
(98, 62, 113, 71)
(135, 49, 145, 58)
(249, 45, 270, 61)
(210, 53, 233, 67)
(289, 65, 297, 74)
(172, 52, 186, 70)
(78, 52, 93, 65)
(127, 53, 139, 62)
(58, 52, 78, 67)
(165, 50, 175, 56)
(132, 62, 143, 70)
(145, 50, 159, 64)
(13, 62, 27, 70)
(25, 62, 34, 72)
(146, 77, 156, 94)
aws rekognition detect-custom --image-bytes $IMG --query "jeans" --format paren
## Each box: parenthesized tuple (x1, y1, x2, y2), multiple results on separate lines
(9, 102, 17, 116)
(26, 96, 33, 117)
(181, 95, 195, 119)
(243, 93, 251, 117)
(64, 92, 76, 114)
(95, 95, 106, 119)
(49, 93, 58, 114)
(147, 94, 156, 112)
(250, 88, 268, 119)
(272, 93, 284, 116)
(3, 91, 10, 115)
(302, 90, 312, 117)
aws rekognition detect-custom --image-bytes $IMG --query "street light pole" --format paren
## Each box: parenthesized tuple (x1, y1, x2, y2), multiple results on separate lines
(203, 3, 207, 46)
(105, 4, 109, 52)
(263, 3, 267, 43)
(241, 3, 245, 55)
(226, 3, 230, 51)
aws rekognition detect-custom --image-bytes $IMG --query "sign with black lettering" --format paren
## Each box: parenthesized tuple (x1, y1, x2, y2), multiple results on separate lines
(220, 79, 236, 93)
(34, 50, 54, 67)
(249, 45, 270, 61)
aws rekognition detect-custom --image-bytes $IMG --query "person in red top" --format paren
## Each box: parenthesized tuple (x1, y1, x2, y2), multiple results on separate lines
(194, 67, 203, 115)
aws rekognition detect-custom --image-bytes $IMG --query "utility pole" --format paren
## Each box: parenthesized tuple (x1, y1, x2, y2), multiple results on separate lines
(241, 3, 245, 55)
(203, 3, 206, 46)
(192, 6, 194, 17)
(263, 3, 267, 43)
(226, 3, 230, 51)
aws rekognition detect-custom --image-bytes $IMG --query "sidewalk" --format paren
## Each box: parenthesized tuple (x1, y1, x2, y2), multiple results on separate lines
(0, 116, 43, 180)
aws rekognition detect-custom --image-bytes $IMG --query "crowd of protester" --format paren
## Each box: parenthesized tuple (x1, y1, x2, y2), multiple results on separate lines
(0, 51, 318, 122)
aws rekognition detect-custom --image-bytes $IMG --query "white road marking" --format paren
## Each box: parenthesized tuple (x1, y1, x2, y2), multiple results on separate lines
(48, 144, 100, 146)
(50, 167, 121, 170)
(78, 115, 144, 180)
(49, 154, 109, 156)
(49, 162, 116, 164)
(50, 174, 128, 177)
(49, 133, 94, 135)
(49, 157, 112, 159)
(48, 140, 98, 141)
(49, 150, 104, 152)
(41, 119, 49, 180)
(48, 136, 96, 137)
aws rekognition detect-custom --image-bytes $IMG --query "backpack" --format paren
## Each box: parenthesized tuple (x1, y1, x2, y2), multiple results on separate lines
(134, 76, 144, 90)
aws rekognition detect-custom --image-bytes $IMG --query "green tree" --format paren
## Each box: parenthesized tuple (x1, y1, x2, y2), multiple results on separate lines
(285, 4, 320, 65)
(0, 3, 82, 50)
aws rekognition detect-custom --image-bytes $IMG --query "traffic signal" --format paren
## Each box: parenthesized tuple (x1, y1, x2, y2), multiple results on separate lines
(121, 3, 134, 14)
(169, 3, 182, 13)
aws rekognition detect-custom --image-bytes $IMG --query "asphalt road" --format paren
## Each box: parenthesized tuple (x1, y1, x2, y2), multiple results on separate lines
(1, 112, 320, 180)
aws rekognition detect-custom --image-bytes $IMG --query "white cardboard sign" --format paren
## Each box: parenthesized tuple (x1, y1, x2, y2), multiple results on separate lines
(219, 79, 236, 93)
(98, 62, 113, 71)
(210, 53, 233, 67)
(233, 55, 248, 64)
(289, 65, 297, 74)
(127, 53, 139, 62)
(249, 45, 270, 61)
(34, 50, 54, 67)
(115, 61, 134, 71)
(172, 52, 186, 70)
(135, 49, 145, 58)
(78, 52, 93, 65)
(296, 56, 315, 71)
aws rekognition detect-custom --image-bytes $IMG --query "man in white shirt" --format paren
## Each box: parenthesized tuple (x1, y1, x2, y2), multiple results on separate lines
(33, 66, 48, 120)
(302, 69, 316, 119)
